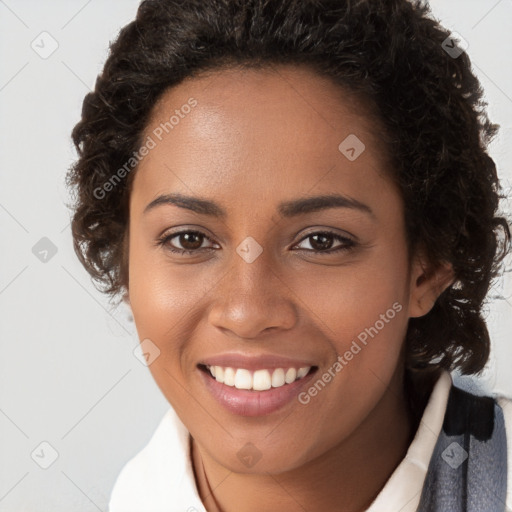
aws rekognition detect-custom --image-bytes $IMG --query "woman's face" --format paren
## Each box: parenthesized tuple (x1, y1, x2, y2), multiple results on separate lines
(126, 65, 438, 473)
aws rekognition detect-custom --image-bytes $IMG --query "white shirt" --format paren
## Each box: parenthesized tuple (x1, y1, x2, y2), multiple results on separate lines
(109, 371, 512, 512)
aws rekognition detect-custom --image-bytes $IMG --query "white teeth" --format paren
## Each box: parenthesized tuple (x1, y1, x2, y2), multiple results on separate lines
(234, 369, 253, 389)
(214, 366, 224, 383)
(297, 367, 309, 379)
(223, 367, 236, 386)
(206, 365, 311, 391)
(271, 368, 285, 387)
(285, 368, 297, 384)
(253, 369, 272, 391)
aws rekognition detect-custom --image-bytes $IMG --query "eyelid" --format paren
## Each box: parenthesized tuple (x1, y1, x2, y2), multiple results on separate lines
(157, 224, 218, 242)
(294, 226, 357, 241)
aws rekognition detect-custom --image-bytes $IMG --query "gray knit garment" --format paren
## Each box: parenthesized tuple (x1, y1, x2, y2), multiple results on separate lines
(418, 386, 508, 511)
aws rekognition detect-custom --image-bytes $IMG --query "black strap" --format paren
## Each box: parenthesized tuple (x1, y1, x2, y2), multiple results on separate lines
(442, 385, 496, 512)
(442, 385, 495, 441)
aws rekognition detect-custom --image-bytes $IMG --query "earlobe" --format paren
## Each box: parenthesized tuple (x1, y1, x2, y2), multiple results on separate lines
(408, 255, 455, 319)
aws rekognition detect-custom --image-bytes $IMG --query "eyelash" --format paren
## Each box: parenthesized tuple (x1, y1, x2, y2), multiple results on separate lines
(156, 230, 356, 256)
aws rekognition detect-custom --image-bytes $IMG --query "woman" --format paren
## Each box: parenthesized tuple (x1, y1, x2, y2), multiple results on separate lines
(66, 0, 512, 510)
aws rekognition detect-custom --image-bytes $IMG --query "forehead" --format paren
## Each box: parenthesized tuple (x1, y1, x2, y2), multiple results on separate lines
(131, 64, 396, 214)
(146, 64, 386, 154)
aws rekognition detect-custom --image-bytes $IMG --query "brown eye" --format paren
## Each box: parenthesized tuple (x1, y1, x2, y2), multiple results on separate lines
(157, 230, 218, 255)
(308, 233, 335, 251)
(178, 232, 204, 250)
(294, 231, 355, 254)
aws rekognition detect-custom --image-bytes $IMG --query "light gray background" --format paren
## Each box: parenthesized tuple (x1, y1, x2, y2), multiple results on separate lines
(0, 1, 511, 510)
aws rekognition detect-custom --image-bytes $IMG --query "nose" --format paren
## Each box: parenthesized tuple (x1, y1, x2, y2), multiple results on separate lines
(207, 250, 298, 339)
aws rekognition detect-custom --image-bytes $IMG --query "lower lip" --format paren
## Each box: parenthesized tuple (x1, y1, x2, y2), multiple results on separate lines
(198, 367, 317, 417)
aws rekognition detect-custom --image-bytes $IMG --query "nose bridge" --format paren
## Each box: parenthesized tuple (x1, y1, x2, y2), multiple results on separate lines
(208, 239, 297, 338)
(224, 224, 276, 292)
(222, 239, 281, 308)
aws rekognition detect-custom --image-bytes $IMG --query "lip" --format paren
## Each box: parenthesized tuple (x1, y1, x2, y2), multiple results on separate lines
(198, 364, 318, 417)
(199, 352, 316, 371)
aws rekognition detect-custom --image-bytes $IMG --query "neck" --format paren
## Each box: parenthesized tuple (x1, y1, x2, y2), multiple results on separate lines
(192, 367, 416, 512)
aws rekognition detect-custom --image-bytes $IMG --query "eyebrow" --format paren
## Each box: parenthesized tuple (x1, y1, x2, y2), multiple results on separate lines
(143, 192, 375, 219)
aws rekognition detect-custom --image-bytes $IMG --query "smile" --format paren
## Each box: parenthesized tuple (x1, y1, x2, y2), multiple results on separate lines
(198, 362, 318, 417)
(206, 365, 311, 391)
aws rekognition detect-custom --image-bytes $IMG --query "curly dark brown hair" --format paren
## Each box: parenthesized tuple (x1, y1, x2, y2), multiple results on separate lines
(66, 0, 510, 380)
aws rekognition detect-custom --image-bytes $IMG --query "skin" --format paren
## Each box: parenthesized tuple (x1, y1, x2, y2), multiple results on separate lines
(125, 64, 454, 512)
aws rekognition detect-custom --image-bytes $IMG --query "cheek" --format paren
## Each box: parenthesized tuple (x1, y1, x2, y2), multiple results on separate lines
(128, 226, 210, 315)
(127, 243, 213, 410)
(289, 244, 410, 392)
(292, 248, 409, 341)
(289, 265, 409, 447)
(127, 238, 205, 358)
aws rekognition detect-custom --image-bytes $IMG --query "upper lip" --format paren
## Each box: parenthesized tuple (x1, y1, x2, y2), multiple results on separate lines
(199, 352, 317, 371)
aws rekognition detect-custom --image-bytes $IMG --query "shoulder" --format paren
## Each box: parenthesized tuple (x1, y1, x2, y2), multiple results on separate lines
(108, 407, 205, 512)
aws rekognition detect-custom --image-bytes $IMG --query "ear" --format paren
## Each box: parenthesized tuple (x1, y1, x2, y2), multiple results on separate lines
(408, 250, 455, 318)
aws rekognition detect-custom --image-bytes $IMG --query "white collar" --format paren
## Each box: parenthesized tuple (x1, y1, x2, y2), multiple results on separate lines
(366, 370, 452, 511)
(109, 370, 453, 512)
